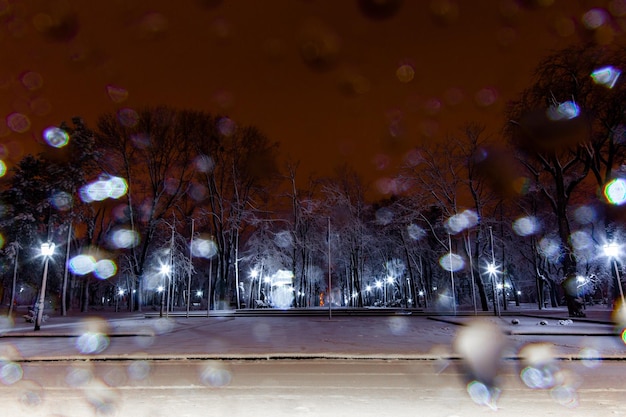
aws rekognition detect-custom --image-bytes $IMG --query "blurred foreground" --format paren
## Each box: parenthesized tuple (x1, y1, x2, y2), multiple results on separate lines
(1, 304, 625, 415)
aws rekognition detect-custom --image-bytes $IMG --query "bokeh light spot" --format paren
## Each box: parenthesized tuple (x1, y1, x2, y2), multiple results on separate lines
(604, 178, 626, 205)
(582, 8, 609, 29)
(108, 176, 128, 199)
(439, 253, 464, 272)
(274, 230, 293, 248)
(387, 316, 408, 335)
(152, 318, 175, 335)
(76, 332, 110, 354)
(199, 362, 232, 387)
(69, 254, 96, 275)
(111, 229, 139, 249)
(191, 237, 217, 258)
(521, 365, 556, 389)
(43, 127, 70, 148)
(579, 347, 601, 368)
(591, 66, 621, 88)
(252, 322, 271, 342)
(106, 85, 129, 103)
(217, 117, 236, 136)
(513, 216, 540, 236)
(131, 133, 150, 149)
(570, 230, 593, 251)
(446, 210, 478, 234)
(475, 87, 498, 107)
(573, 205, 596, 224)
(538, 237, 560, 259)
(117, 108, 139, 127)
(20, 71, 43, 91)
(0, 361, 23, 385)
(67, 367, 95, 390)
(466, 380, 494, 408)
(6, 113, 30, 133)
(188, 182, 208, 201)
(80, 176, 128, 203)
(375, 207, 394, 225)
(0, 160, 6, 177)
(407, 223, 426, 240)
(80, 179, 111, 203)
(396, 63, 414, 83)
(128, 360, 151, 380)
(546, 101, 580, 120)
(94, 259, 117, 279)
(551, 385, 579, 408)
(194, 155, 215, 173)
(50, 191, 72, 211)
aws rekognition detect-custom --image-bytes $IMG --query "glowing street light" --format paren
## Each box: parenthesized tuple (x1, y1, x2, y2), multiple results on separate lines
(115, 288, 125, 312)
(374, 280, 383, 306)
(365, 285, 372, 305)
(159, 262, 171, 318)
(603, 243, 626, 307)
(34, 242, 55, 331)
(486, 261, 501, 317)
(385, 276, 395, 306)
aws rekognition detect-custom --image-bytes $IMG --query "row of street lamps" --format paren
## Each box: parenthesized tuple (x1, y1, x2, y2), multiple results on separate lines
(27, 238, 626, 329)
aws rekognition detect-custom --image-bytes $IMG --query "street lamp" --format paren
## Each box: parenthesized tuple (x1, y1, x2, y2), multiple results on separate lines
(386, 276, 394, 306)
(34, 242, 55, 331)
(157, 264, 171, 317)
(486, 262, 501, 316)
(603, 243, 626, 307)
(576, 275, 586, 307)
(116, 288, 125, 312)
(374, 280, 383, 306)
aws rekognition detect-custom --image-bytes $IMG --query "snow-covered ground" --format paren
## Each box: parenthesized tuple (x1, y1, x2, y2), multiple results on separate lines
(1, 305, 624, 361)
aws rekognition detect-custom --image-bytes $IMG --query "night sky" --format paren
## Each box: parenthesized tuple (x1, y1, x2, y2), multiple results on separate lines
(1, 0, 622, 196)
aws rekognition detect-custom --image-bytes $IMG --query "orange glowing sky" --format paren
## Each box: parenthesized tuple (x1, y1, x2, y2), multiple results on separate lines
(1, 0, 623, 196)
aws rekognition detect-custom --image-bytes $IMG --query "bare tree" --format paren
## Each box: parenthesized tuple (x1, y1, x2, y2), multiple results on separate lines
(192, 119, 279, 309)
(321, 166, 371, 307)
(400, 126, 504, 311)
(506, 44, 626, 313)
(95, 107, 197, 311)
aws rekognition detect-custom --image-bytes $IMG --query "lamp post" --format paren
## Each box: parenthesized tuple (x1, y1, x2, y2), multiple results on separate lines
(386, 276, 394, 306)
(576, 275, 586, 308)
(159, 263, 170, 317)
(375, 280, 383, 306)
(34, 242, 55, 331)
(487, 262, 500, 317)
(488, 226, 500, 316)
(116, 288, 125, 312)
(250, 269, 259, 309)
(603, 243, 626, 308)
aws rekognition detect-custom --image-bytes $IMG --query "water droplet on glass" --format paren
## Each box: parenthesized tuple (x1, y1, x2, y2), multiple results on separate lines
(6, 113, 30, 133)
